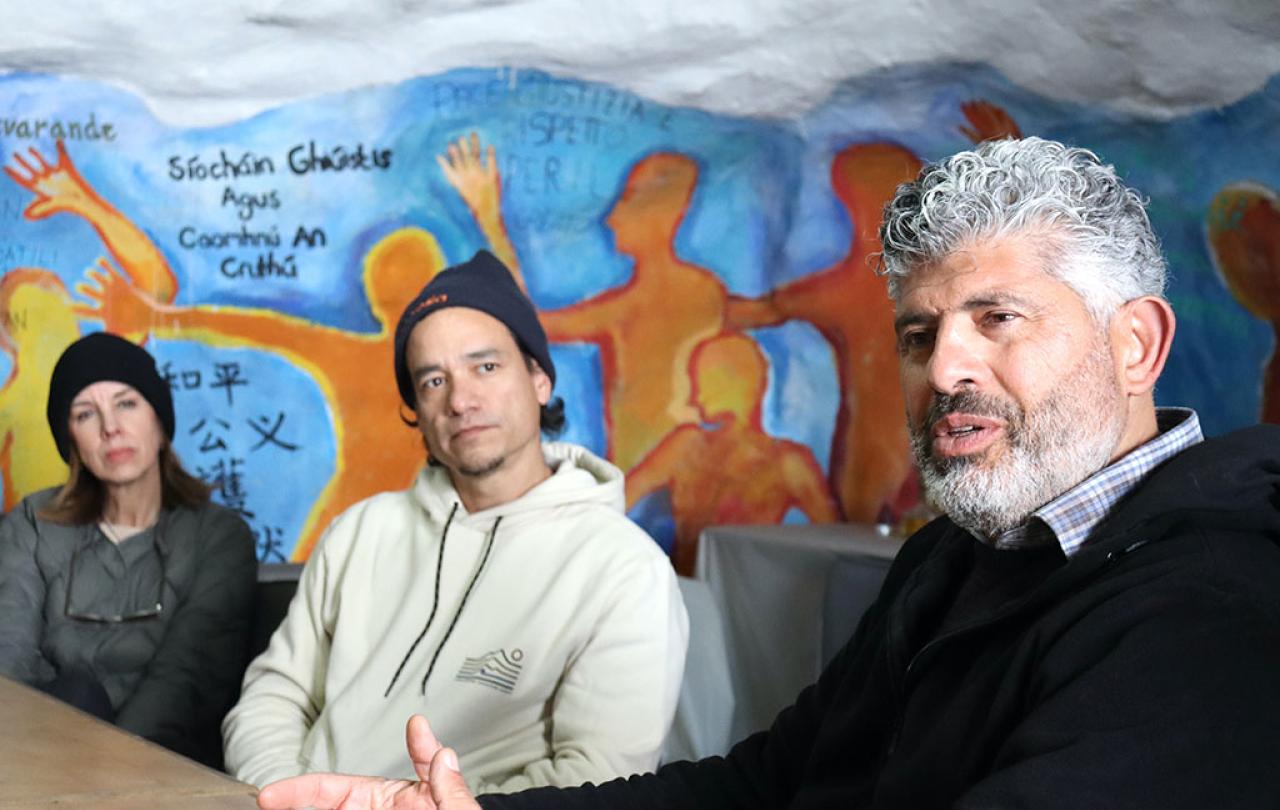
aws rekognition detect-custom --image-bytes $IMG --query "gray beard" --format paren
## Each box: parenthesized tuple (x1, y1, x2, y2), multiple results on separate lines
(909, 343, 1126, 538)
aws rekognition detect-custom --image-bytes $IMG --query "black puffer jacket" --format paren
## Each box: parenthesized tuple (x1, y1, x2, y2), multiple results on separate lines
(483, 425, 1280, 809)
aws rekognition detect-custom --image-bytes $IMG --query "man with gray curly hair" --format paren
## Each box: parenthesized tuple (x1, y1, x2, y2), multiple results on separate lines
(257, 137, 1280, 810)
(880, 136, 1173, 541)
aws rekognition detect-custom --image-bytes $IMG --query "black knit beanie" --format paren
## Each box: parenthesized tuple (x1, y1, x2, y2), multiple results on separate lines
(393, 249, 555, 408)
(46, 332, 176, 461)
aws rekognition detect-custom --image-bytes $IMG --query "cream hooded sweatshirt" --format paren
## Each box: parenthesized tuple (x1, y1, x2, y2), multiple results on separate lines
(223, 442, 687, 792)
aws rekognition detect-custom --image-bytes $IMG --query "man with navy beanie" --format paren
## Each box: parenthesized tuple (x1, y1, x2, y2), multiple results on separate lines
(390, 250, 565, 452)
(225, 250, 688, 794)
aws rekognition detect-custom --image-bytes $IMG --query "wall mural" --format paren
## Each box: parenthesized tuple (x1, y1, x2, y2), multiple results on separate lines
(1, 64, 1277, 567)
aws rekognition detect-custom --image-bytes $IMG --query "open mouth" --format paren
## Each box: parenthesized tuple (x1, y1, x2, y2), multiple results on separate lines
(931, 414, 1003, 457)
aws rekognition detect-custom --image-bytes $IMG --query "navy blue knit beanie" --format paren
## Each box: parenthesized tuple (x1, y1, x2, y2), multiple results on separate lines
(393, 249, 555, 408)
(46, 332, 176, 461)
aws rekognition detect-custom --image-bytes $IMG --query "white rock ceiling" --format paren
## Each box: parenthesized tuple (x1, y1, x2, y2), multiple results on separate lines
(0, 0, 1277, 126)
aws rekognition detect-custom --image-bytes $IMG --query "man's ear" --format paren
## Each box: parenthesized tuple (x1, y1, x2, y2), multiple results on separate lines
(1111, 295, 1175, 396)
(529, 359, 552, 406)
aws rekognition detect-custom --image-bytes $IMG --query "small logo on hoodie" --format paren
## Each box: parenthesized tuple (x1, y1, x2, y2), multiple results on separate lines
(455, 648, 524, 694)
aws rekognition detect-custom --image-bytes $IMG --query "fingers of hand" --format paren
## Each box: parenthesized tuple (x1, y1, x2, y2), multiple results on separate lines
(407, 715, 438, 781)
(407, 714, 442, 762)
(257, 773, 350, 809)
(30, 147, 53, 172)
(428, 748, 476, 809)
(73, 280, 104, 303)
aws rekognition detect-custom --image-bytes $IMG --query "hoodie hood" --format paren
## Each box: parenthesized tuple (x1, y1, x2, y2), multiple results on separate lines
(410, 441, 626, 528)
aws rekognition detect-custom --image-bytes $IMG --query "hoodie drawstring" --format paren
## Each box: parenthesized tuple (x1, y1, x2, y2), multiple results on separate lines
(420, 515, 501, 694)
(383, 503, 504, 698)
(385, 503, 458, 697)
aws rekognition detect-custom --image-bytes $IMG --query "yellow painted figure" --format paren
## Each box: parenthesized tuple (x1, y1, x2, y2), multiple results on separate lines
(0, 271, 76, 507)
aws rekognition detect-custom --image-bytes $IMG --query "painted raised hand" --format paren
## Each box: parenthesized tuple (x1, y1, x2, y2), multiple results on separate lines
(437, 132, 502, 220)
(73, 257, 159, 337)
(4, 139, 179, 304)
(4, 140, 97, 220)
(436, 132, 524, 289)
(958, 100, 1023, 143)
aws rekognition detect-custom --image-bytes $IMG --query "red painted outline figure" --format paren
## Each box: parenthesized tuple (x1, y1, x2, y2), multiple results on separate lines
(627, 333, 838, 574)
(728, 143, 923, 522)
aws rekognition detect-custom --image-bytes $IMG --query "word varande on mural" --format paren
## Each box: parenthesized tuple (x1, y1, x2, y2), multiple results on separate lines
(167, 142, 393, 181)
(1, 112, 117, 141)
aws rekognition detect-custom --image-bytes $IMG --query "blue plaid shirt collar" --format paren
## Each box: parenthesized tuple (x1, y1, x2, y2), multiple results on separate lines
(990, 408, 1203, 555)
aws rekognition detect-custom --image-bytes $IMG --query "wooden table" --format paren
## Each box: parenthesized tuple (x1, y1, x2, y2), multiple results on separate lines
(0, 675, 258, 809)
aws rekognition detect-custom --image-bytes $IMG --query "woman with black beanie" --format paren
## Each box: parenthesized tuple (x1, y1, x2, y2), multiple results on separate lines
(0, 331, 257, 768)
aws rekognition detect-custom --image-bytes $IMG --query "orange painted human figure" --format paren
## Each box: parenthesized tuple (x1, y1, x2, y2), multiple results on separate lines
(76, 227, 448, 559)
(440, 135, 730, 471)
(626, 333, 838, 575)
(0, 141, 182, 507)
(728, 143, 923, 523)
(0, 270, 79, 508)
(1206, 182, 1280, 423)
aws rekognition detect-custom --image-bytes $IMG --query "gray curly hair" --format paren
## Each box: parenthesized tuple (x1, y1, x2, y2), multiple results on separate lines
(878, 137, 1166, 320)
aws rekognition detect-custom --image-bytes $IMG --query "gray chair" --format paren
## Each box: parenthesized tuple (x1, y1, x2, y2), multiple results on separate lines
(661, 576, 735, 763)
(820, 555, 892, 666)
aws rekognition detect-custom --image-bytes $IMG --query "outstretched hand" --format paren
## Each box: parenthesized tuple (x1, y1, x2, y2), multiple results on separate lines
(436, 132, 502, 219)
(3, 140, 95, 220)
(433, 131, 524, 288)
(72, 257, 157, 336)
(256, 715, 482, 810)
(957, 100, 1023, 144)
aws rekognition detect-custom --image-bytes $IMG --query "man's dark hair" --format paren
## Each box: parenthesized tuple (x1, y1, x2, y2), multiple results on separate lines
(526, 354, 567, 437)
